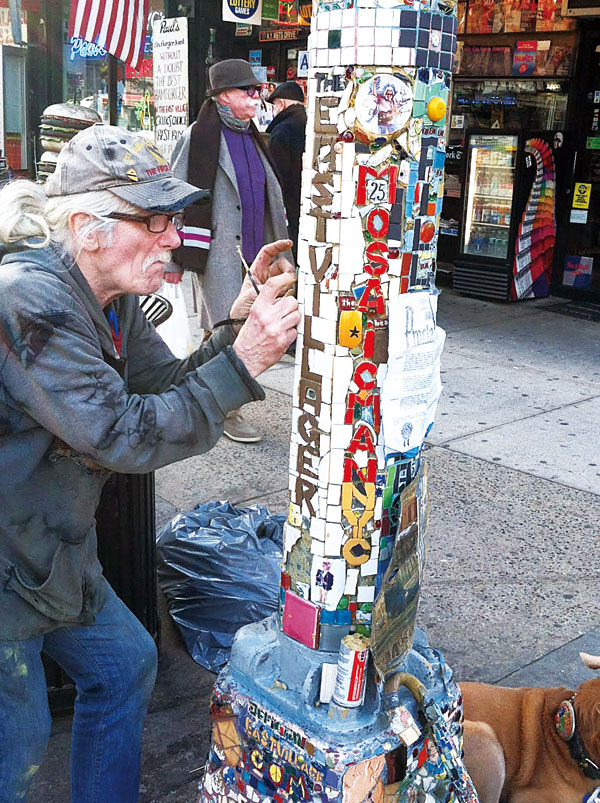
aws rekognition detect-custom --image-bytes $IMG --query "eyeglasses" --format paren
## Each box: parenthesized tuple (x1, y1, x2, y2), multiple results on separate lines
(238, 85, 260, 98)
(108, 212, 184, 232)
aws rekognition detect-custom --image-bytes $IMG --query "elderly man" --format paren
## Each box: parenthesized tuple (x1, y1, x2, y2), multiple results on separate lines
(168, 59, 291, 444)
(266, 81, 307, 258)
(0, 124, 299, 802)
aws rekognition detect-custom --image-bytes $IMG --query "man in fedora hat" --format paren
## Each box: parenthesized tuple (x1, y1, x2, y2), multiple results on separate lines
(266, 81, 307, 258)
(168, 59, 292, 444)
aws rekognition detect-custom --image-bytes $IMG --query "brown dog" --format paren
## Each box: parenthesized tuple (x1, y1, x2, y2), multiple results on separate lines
(461, 652, 600, 803)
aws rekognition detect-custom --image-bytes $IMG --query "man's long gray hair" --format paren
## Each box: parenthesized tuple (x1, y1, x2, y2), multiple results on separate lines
(0, 179, 140, 256)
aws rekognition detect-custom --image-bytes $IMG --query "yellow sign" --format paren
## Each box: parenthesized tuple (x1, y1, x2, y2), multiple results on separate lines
(573, 182, 592, 210)
(338, 310, 363, 349)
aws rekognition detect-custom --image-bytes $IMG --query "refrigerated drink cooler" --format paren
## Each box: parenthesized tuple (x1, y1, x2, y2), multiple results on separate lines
(453, 129, 569, 301)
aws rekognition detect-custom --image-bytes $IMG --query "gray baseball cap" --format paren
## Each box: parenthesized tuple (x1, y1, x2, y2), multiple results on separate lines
(45, 124, 209, 212)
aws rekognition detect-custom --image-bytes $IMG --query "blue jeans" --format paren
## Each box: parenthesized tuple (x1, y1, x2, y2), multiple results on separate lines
(0, 585, 158, 802)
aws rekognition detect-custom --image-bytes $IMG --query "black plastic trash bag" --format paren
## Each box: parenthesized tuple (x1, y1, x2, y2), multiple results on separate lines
(156, 500, 284, 672)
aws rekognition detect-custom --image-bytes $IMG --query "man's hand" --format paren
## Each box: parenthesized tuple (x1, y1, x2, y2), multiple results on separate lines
(233, 273, 300, 378)
(250, 239, 295, 284)
(229, 240, 295, 321)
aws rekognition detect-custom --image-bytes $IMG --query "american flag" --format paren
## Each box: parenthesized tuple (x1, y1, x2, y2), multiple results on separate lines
(68, 0, 149, 70)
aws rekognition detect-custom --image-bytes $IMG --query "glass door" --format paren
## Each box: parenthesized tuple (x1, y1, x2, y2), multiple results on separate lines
(462, 132, 518, 261)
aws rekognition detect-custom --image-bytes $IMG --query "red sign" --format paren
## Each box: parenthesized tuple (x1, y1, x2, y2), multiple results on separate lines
(278, 0, 298, 23)
(287, 66, 296, 79)
(515, 40, 538, 51)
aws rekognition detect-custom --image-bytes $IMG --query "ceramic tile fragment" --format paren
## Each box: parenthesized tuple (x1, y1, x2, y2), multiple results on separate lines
(320, 663, 338, 703)
(324, 522, 345, 556)
(356, 584, 376, 603)
(344, 568, 359, 595)
(284, 524, 302, 555)
(282, 592, 320, 648)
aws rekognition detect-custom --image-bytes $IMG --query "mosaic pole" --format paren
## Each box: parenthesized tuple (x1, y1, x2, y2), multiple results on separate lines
(199, 2, 481, 801)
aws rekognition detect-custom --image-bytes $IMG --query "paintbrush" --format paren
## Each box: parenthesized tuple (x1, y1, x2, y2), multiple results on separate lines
(236, 245, 260, 296)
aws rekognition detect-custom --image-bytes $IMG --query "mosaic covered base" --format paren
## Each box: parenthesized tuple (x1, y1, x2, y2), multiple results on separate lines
(198, 617, 475, 803)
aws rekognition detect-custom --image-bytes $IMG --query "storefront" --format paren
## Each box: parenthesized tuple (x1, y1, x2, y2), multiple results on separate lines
(162, 0, 310, 130)
(59, 0, 165, 132)
(552, 19, 600, 299)
(438, 0, 578, 268)
(0, 0, 167, 177)
(7, 0, 598, 304)
(0, 0, 48, 175)
(0, 0, 312, 178)
(438, 0, 600, 302)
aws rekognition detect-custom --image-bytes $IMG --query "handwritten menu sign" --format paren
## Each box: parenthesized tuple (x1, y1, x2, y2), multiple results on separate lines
(152, 17, 189, 162)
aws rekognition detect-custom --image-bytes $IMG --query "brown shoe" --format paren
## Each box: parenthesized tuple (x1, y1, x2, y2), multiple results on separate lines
(223, 411, 262, 443)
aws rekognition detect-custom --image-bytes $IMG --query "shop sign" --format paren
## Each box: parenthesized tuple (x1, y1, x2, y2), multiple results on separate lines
(569, 209, 588, 224)
(278, 0, 298, 23)
(152, 17, 189, 162)
(445, 145, 464, 162)
(297, 50, 309, 77)
(235, 23, 253, 35)
(261, 0, 279, 21)
(69, 36, 106, 60)
(223, 0, 262, 26)
(249, 49, 262, 64)
(259, 28, 299, 41)
(572, 182, 591, 210)
(298, 0, 312, 25)
(266, 65, 276, 77)
(586, 137, 600, 150)
(252, 65, 268, 81)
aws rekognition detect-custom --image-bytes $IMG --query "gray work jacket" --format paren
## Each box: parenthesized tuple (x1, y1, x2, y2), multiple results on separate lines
(0, 245, 264, 640)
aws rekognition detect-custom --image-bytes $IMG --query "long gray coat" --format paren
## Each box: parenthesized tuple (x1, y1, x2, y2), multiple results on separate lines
(170, 125, 291, 330)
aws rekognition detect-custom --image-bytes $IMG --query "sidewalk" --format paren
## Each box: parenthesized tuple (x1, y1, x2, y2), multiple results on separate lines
(31, 288, 600, 802)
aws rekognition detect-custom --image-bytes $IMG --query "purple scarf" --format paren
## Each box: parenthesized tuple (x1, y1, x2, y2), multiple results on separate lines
(222, 124, 266, 264)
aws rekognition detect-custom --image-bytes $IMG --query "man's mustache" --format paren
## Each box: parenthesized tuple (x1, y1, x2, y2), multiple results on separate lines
(141, 251, 172, 274)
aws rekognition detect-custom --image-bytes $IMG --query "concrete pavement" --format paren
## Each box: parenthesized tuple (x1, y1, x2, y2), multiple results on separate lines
(31, 287, 600, 802)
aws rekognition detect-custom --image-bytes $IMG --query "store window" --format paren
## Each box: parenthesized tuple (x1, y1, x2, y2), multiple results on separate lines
(61, 0, 165, 133)
(116, 1, 164, 136)
(449, 79, 568, 141)
(62, 0, 109, 120)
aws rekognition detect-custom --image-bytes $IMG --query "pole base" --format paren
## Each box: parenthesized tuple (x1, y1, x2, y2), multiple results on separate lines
(198, 617, 478, 802)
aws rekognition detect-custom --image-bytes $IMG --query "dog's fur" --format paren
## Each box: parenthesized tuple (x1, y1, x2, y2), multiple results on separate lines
(461, 652, 600, 803)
